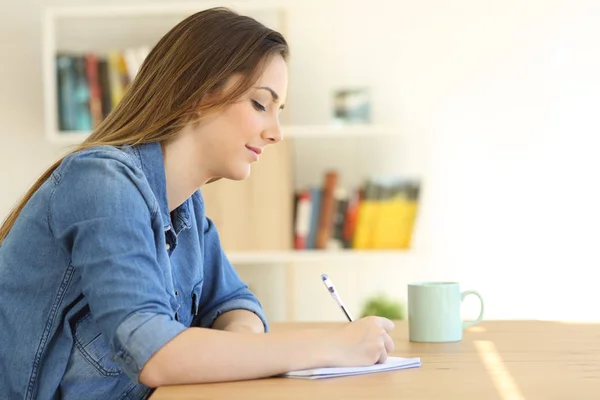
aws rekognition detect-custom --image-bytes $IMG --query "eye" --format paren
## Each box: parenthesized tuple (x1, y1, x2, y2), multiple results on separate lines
(251, 100, 266, 112)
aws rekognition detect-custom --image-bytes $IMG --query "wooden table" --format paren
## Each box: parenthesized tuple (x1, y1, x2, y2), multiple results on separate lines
(150, 320, 600, 399)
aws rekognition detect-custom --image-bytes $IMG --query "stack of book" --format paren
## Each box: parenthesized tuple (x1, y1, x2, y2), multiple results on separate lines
(293, 171, 420, 251)
(55, 47, 149, 131)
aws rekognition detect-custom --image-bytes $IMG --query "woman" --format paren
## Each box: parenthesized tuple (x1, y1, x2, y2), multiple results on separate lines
(0, 7, 394, 400)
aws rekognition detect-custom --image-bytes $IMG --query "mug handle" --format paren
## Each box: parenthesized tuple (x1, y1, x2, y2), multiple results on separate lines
(461, 290, 484, 329)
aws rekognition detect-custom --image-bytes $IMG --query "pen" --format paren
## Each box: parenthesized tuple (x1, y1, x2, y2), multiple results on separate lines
(321, 273, 354, 322)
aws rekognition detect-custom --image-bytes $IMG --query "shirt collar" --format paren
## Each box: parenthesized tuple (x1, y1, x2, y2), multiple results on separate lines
(130, 142, 192, 234)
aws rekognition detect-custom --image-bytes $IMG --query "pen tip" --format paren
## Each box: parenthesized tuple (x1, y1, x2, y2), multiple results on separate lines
(321, 274, 328, 280)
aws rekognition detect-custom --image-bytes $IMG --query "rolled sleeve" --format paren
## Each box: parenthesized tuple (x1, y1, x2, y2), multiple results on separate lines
(114, 313, 187, 381)
(195, 297, 269, 332)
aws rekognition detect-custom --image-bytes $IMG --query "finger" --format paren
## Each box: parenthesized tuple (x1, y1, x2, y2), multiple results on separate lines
(383, 331, 395, 354)
(376, 345, 388, 364)
(376, 317, 395, 332)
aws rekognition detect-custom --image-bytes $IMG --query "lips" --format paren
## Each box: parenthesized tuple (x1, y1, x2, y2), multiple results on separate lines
(246, 145, 262, 155)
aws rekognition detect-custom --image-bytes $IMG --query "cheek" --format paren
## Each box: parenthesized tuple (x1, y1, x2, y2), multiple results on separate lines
(230, 103, 262, 140)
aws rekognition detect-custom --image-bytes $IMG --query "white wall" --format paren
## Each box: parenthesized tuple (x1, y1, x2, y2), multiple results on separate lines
(2, 0, 600, 322)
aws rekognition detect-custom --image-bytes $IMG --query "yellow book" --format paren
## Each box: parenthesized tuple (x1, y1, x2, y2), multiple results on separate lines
(371, 184, 398, 249)
(388, 182, 420, 249)
(107, 51, 127, 108)
(376, 184, 407, 249)
(352, 181, 379, 249)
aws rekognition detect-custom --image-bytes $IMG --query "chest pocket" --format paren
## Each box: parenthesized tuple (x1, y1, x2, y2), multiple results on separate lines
(72, 309, 122, 376)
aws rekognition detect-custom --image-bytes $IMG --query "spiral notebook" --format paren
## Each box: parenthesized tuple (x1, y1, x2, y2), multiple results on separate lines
(281, 356, 422, 379)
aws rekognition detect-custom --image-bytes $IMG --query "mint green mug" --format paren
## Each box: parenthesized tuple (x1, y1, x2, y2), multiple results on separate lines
(408, 282, 484, 342)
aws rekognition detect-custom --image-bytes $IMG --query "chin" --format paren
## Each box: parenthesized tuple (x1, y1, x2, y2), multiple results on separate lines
(225, 166, 252, 181)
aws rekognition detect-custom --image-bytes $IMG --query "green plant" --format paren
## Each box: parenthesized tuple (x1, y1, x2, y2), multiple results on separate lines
(360, 293, 405, 320)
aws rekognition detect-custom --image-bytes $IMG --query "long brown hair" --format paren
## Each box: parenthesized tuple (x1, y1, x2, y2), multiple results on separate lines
(0, 7, 289, 244)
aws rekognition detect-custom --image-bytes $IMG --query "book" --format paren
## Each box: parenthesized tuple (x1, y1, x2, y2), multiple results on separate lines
(315, 170, 338, 249)
(280, 356, 421, 380)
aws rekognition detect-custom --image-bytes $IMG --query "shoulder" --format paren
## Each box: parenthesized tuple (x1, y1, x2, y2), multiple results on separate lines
(50, 145, 158, 219)
(53, 145, 142, 183)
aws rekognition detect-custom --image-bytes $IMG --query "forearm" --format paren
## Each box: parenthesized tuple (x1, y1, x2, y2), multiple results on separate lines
(211, 309, 265, 333)
(139, 327, 329, 387)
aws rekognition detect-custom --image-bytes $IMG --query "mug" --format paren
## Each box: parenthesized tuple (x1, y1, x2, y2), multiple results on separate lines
(407, 282, 484, 342)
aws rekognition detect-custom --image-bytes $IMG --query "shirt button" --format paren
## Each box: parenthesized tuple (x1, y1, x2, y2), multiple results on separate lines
(175, 290, 179, 297)
(166, 243, 171, 250)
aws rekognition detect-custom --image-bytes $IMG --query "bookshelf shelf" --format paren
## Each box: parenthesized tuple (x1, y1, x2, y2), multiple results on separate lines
(227, 249, 413, 265)
(47, 124, 397, 145)
(43, 2, 281, 18)
(283, 124, 395, 138)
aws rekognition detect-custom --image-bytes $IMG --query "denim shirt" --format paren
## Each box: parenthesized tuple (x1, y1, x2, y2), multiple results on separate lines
(0, 142, 268, 400)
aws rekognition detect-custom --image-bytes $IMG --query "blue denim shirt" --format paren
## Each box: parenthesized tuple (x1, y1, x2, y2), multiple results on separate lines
(0, 142, 268, 400)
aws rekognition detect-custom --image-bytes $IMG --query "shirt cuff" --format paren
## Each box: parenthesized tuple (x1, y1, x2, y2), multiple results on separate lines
(197, 297, 269, 333)
(113, 312, 187, 382)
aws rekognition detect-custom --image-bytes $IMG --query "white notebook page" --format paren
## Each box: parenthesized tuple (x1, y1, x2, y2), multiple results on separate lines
(281, 356, 422, 379)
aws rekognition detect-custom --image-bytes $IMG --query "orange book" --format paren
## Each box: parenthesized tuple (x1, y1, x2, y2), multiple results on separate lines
(84, 54, 103, 128)
(315, 171, 338, 249)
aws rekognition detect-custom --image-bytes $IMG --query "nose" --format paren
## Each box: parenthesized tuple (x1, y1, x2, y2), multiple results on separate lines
(262, 121, 283, 144)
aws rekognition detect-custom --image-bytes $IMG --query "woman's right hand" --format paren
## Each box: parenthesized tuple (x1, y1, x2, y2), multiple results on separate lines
(324, 316, 395, 367)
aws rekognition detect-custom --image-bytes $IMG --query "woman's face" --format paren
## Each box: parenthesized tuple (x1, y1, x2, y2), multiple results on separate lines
(188, 55, 288, 182)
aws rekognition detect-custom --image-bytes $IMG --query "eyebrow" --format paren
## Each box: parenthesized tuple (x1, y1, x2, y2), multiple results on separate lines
(256, 86, 285, 109)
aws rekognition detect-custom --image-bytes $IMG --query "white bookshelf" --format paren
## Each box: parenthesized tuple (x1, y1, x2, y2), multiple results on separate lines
(41, 4, 421, 321)
(227, 249, 411, 265)
(42, 4, 401, 145)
